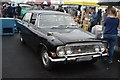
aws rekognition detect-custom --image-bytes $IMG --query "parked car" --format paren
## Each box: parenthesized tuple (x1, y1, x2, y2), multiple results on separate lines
(16, 10, 108, 70)
(30, 5, 43, 10)
(19, 4, 32, 16)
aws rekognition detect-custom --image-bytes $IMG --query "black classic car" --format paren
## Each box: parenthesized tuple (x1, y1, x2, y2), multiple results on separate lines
(16, 10, 108, 70)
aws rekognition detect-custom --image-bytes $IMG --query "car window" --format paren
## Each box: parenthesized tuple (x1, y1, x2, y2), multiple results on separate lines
(30, 13, 37, 25)
(23, 13, 32, 22)
(38, 14, 76, 28)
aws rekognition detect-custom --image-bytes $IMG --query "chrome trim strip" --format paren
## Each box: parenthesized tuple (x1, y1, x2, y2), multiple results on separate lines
(65, 42, 102, 46)
(49, 57, 65, 62)
(66, 52, 102, 57)
(48, 53, 108, 62)
(102, 53, 108, 56)
(93, 55, 101, 57)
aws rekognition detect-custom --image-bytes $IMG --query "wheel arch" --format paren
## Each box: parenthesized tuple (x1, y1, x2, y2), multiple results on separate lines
(37, 43, 49, 54)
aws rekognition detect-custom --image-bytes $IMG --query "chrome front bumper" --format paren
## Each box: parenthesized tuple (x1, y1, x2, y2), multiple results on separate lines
(48, 52, 108, 62)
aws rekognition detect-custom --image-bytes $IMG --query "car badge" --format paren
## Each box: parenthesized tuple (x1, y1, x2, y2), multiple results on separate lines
(78, 49, 81, 52)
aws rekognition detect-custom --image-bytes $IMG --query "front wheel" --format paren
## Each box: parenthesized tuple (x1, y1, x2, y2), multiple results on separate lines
(41, 48, 53, 70)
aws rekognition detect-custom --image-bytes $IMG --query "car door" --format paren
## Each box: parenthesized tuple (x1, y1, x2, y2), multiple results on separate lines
(20, 12, 32, 44)
(28, 13, 49, 52)
(27, 13, 41, 50)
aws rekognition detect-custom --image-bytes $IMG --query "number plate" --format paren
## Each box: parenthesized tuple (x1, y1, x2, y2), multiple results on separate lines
(76, 56, 92, 62)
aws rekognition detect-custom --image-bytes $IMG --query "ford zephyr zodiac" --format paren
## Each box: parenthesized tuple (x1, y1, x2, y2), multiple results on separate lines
(16, 10, 108, 70)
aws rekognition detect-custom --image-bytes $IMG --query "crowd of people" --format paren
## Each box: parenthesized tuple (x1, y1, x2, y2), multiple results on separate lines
(56, 5, 120, 64)
(0, 3, 22, 18)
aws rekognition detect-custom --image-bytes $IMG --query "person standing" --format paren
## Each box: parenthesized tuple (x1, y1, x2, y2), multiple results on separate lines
(80, 8, 87, 23)
(88, 7, 98, 32)
(1, 4, 7, 17)
(97, 9, 102, 25)
(56, 6, 64, 12)
(6, 3, 13, 18)
(103, 8, 119, 64)
(101, 9, 108, 28)
(12, 4, 16, 18)
(0, 3, 2, 17)
(16, 3, 22, 17)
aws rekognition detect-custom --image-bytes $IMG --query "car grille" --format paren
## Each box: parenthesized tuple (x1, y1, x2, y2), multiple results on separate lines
(71, 45, 95, 54)
(66, 42, 102, 54)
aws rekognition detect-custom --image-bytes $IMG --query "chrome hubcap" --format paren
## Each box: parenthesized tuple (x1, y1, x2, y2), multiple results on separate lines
(20, 37, 23, 42)
(42, 51, 49, 66)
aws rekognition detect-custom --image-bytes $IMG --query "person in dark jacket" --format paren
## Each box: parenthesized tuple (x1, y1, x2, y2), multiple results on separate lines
(97, 9, 102, 25)
(56, 5, 64, 12)
(103, 8, 119, 64)
(0, 3, 1, 17)
(12, 4, 16, 18)
(6, 3, 13, 18)
(16, 3, 22, 17)
(1, 4, 7, 17)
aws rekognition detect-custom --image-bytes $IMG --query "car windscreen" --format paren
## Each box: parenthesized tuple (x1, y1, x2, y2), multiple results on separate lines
(39, 14, 77, 28)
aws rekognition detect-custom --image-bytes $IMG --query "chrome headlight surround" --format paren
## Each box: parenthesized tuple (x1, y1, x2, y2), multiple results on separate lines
(100, 42, 108, 52)
(56, 46, 73, 57)
(94, 42, 107, 53)
(65, 46, 73, 55)
(94, 45, 100, 52)
(56, 46, 65, 57)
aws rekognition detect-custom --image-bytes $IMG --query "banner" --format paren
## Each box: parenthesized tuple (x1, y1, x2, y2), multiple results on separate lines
(64, 0, 99, 6)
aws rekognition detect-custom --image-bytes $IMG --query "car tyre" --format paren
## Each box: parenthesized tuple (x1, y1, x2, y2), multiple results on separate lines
(41, 47, 53, 70)
(19, 33, 25, 44)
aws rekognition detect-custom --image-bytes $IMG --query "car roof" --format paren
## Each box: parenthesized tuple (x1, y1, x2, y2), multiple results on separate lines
(27, 10, 70, 15)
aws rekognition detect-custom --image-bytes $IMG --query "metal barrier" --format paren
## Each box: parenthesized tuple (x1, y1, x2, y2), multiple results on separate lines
(0, 18, 15, 35)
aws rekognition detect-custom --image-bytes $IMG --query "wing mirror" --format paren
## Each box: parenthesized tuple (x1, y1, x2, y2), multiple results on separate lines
(47, 32, 53, 36)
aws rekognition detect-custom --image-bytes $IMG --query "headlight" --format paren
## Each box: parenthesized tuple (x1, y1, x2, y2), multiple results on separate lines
(56, 46, 65, 57)
(100, 44, 105, 52)
(94, 45, 100, 52)
(65, 47, 72, 55)
(100, 43, 107, 52)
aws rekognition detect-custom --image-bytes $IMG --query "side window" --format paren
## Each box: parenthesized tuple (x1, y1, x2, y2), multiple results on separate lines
(30, 13, 37, 25)
(23, 13, 32, 22)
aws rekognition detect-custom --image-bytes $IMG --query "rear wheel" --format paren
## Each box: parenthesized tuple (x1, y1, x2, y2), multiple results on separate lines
(19, 32, 25, 44)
